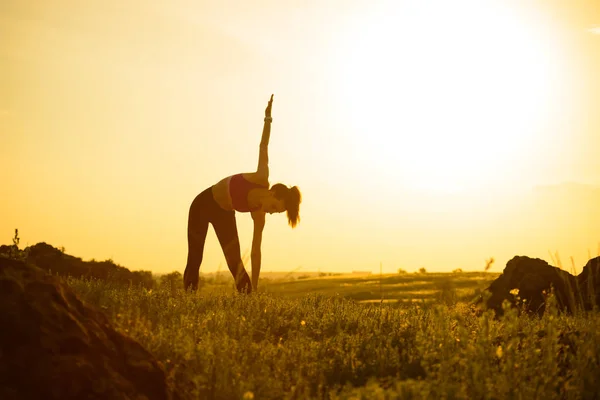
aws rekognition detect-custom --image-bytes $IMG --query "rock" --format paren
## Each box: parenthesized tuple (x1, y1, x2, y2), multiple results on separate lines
(0, 257, 175, 400)
(484, 256, 578, 315)
(578, 256, 600, 311)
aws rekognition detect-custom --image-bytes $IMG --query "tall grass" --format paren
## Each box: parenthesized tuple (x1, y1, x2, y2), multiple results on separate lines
(68, 278, 600, 400)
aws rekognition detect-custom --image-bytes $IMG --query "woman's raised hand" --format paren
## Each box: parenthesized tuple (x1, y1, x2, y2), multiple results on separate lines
(265, 94, 274, 118)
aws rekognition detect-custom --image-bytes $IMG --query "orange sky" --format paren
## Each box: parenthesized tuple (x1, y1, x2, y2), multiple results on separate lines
(2, 0, 599, 274)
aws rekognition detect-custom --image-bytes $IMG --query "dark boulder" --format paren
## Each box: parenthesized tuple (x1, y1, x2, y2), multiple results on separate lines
(484, 256, 578, 315)
(0, 257, 175, 400)
(578, 256, 600, 311)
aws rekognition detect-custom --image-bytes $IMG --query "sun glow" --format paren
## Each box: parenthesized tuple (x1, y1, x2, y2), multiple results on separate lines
(331, 0, 562, 193)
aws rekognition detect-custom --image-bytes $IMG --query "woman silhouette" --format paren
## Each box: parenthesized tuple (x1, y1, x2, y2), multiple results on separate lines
(184, 95, 301, 293)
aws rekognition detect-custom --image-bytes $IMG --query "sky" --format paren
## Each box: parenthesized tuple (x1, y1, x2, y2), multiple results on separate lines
(1, 0, 600, 275)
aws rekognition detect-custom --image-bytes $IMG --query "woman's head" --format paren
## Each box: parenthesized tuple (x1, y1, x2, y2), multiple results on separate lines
(267, 183, 302, 228)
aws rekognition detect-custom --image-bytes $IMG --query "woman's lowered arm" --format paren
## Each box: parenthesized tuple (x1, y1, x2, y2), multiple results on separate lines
(250, 211, 266, 290)
(256, 94, 273, 178)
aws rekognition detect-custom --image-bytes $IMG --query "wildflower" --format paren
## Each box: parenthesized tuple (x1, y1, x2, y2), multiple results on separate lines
(301, 320, 306, 326)
(509, 288, 520, 296)
(496, 346, 503, 358)
(243, 391, 254, 399)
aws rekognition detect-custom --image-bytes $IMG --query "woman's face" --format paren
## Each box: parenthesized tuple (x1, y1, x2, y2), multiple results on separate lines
(260, 195, 286, 214)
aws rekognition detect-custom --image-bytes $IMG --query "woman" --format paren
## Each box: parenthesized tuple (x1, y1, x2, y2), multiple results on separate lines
(184, 95, 301, 293)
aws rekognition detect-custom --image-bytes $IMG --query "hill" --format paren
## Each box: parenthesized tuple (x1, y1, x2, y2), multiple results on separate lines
(0, 242, 154, 288)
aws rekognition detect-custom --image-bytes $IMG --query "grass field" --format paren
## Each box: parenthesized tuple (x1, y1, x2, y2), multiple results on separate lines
(68, 273, 600, 400)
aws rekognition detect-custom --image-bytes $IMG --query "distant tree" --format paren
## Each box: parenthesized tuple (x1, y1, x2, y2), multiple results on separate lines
(160, 271, 184, 291)
(452, 268, 463, 273)
(131, 270, 155, 289)
(418, 267, 427, 274)
(397, 268, 407, 274)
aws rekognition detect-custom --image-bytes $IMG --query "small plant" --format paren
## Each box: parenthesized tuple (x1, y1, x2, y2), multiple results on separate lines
(436, 278, 457, 305)
(12, 228, 19, 247)
(7, 229, 28, 261)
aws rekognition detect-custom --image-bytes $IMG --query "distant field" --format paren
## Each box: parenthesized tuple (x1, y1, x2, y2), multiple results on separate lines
(198, 272, 500, 304)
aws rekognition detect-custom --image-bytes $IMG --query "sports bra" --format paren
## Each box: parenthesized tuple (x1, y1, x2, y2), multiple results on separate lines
(229, 174, 268, 212)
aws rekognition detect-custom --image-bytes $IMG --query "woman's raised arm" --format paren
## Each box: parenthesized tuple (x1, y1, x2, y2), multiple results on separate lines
(256, 94, 273, 178)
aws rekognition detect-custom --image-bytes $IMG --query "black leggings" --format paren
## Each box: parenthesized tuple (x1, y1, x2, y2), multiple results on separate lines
(183, 187, 252, 293)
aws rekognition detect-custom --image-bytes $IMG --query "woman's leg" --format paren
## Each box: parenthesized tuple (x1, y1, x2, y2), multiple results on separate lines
(183, 190, 211, 291)
(212, 212, 252, 294)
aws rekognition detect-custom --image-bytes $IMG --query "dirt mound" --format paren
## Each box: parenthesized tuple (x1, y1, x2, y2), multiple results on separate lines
(578, 256, 600, 310)
(0, 257, 175, 400)
(484, 256, 577, 315)
(484, 255, 600, 315)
